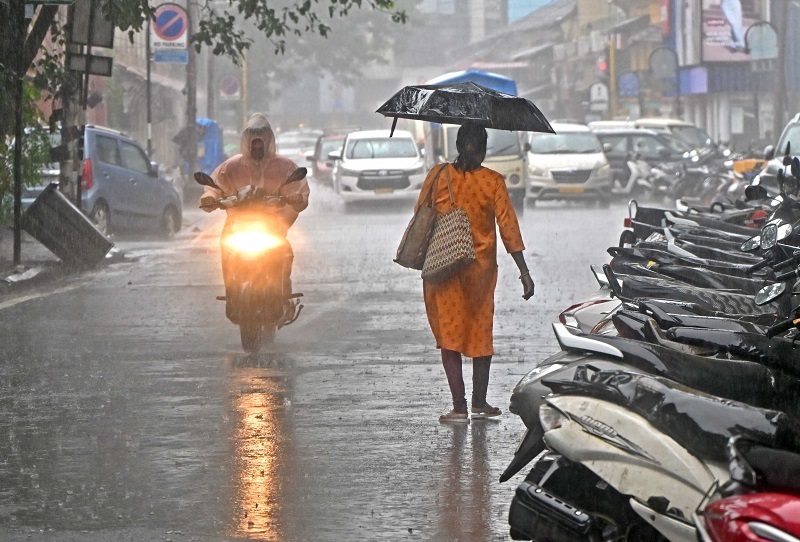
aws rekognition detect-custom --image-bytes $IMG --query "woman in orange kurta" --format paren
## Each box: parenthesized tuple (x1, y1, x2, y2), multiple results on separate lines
(415, 123, 536, 423)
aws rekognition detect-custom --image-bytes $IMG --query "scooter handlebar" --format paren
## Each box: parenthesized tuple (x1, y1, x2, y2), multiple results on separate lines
(747, 257, 773, 274)
(774, 266, 800, 282)
(767, 319, 796, 338)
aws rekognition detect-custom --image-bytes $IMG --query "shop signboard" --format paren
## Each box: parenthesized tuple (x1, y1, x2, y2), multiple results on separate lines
(701, 0, 762, 62)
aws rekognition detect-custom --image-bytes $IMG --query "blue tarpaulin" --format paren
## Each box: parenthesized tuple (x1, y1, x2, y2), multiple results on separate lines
(426, 70, 518, 96)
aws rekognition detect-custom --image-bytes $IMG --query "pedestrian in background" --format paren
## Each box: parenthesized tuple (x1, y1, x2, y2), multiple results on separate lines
(414, 123, 535, 423)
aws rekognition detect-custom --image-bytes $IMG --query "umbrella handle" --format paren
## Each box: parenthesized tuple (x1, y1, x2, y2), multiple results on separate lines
(389, 116, 398, 137)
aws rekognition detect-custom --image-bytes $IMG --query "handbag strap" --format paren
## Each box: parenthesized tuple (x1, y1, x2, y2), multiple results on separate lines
(423, 164, 447, 208)
(442, 165, 455, 206)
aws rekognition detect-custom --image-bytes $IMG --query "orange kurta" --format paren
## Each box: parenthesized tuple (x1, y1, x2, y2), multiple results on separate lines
(416, 164, 525, 358)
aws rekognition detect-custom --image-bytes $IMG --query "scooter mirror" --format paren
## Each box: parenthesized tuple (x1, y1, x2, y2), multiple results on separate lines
(761, 223, 779, 249)
(740, 235, 761, 252)
(793, 157, 800, 179)
(744, 184, 768, 201)
(194, 171, 220, 190)
(778, 223, 793, 241)
(285, 167, 308, 184)
(755, 282, 787, 306)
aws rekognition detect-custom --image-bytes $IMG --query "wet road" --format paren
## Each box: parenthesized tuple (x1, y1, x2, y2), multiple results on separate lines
(0, 186, 625, 541)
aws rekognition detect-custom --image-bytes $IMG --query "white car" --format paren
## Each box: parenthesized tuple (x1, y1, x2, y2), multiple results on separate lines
(525, 123, 613, 205)
(330, 129, 425, 204)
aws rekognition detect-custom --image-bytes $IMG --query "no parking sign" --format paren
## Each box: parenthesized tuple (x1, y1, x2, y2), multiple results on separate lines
(151, 3, 188, 50)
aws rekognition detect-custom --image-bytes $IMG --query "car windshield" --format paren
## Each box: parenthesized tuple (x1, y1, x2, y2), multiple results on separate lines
(775, 125, 800, 157)
(444, 127, 520, 158)
(345, 137, 418, 159)
(320, 139, 343, 157)
(670, 126, 713, 148)
(528, 132, 602, 154)
(659, 134, 691, 153)
(277, 133, 320, 151)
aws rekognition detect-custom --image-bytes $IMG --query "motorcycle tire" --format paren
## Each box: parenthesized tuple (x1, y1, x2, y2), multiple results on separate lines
(240, 323, 264, 353)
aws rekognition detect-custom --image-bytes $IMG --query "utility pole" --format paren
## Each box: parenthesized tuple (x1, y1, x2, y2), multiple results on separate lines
(146, 16, 152, 156)
(773, 0, 788, 142)
(185, 0, 197, 176)
(12, 0, 26, 266)
(206, 49, 215, 119)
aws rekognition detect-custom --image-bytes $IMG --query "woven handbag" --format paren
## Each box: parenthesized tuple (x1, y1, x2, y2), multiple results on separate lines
(394, 165, 447, 270)
(421, 166, 476, 283)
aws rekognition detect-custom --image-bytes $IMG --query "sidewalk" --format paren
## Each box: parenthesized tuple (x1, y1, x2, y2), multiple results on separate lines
(0, 204, 209, 294)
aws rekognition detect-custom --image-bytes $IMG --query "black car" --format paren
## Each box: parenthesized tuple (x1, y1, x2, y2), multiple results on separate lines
(591, 128, 690, 185)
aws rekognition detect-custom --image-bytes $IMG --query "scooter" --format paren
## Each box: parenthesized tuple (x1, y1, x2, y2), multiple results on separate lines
(194, 168, 306, 353)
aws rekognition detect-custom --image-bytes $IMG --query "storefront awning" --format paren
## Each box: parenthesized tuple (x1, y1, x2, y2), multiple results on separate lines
(511, 42, 555, 62)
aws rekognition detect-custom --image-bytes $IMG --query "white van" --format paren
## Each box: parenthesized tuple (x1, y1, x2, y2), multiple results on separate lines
(423, 123, 527, 208)
(525, 123, 613, 205)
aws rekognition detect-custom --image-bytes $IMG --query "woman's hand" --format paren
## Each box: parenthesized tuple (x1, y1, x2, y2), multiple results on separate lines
(521, 273, 535, 300)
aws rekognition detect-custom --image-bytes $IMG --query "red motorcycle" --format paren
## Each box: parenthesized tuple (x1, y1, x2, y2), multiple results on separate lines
(694, 437, 800, 542)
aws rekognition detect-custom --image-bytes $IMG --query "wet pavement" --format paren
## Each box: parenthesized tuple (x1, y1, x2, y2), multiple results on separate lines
(0, 185, 626, 541)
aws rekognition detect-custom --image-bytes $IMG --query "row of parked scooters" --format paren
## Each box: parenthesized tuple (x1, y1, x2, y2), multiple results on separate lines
(618, 146, 763, 211)
(504, 153, 800, 540)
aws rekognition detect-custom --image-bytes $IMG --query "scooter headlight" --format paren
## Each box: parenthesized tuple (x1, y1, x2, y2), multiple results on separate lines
(223, 230, 285, 256)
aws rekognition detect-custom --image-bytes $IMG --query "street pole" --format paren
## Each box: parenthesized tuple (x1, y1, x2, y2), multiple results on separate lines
(241, 51, 248, 127)
(185, 0, 197, 177)
(146, 16, 152, 156)
(206, 49, 215, 119)
(773, 0, 788, 142)
(12, 0, 25, 266)
(609, 33, 616, 119)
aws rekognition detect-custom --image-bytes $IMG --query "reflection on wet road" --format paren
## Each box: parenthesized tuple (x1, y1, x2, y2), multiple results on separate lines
(0, 187, 625, 541)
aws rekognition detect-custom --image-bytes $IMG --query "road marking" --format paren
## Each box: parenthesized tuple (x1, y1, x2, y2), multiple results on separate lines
(0, 280, 89, 311)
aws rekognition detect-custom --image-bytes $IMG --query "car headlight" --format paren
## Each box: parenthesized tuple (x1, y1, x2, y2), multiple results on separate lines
(595, 164, 612, 177)
(528, 165, 550, 178)
(340, 167, 360, 177)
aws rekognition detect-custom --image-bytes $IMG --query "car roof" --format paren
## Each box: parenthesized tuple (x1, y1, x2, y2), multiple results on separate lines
(634, 117, 694, 128)
(587, 120, 635, 129)
(86, 124, 125, 137)
(548, 123, 591, 133)
(346, 129, 413, 139)
(591, 128, 663, 136)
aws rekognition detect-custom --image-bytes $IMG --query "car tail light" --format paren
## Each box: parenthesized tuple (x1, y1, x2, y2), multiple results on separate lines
(81, 158, 93, 190)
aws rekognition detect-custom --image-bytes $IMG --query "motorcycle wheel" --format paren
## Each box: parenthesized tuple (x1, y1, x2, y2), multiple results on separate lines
(240, 322, 264, 353)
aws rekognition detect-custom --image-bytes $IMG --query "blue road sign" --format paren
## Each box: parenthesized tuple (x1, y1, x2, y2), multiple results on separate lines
(153, 49, 188, 64)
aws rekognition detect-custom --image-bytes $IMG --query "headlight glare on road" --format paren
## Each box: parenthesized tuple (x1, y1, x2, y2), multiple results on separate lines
(224, 230, 285, 256)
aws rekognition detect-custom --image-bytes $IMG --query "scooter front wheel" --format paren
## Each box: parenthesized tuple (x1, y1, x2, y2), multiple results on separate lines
(240, 322, 264, 353)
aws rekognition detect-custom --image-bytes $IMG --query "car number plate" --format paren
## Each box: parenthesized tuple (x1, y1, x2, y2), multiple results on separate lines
(375, 188, 394, 194)
(559, 186, 585, 194)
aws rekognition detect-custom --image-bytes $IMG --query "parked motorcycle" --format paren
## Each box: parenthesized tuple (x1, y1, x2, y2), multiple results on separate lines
(194, 168, 306, 353)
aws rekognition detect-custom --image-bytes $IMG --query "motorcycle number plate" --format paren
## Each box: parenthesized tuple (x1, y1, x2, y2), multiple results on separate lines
(559, 186, 585, 194)
(375, 188, 394, 194)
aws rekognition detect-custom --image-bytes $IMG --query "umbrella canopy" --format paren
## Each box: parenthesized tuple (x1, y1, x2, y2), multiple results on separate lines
(425, 70, 518, 96)
(376, 82, 554, 134)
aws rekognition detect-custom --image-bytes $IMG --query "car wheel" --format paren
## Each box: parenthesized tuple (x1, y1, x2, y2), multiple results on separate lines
(90, 201, 111, 236)
(160, 206, 181, 239)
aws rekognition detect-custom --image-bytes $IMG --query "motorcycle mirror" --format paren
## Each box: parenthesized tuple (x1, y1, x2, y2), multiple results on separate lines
(761, 222, 779, 249)
(285, 167, 307, 184)
(778, 223, 793, 241)
(793, 157, 800, 179)
(740, 235, 761, 252)
(783, 142, 792, 166)
(194, 171, 220, 189)
(755, 282, 787, 306)
(744, 184, 768, 201)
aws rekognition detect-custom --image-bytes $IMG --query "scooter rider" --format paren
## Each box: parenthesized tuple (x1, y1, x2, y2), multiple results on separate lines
(199, 113, 309, 295)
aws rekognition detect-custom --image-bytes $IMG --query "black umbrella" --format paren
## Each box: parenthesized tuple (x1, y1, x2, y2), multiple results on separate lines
(376, 82, 555, 135)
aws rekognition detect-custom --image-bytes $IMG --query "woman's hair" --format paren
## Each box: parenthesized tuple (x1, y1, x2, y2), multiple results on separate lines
(453, 123, 488, 172)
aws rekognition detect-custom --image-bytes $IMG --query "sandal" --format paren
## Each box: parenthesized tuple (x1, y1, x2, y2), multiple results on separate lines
(439, 410, 469, 423)
(471, 404, 502, 419)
